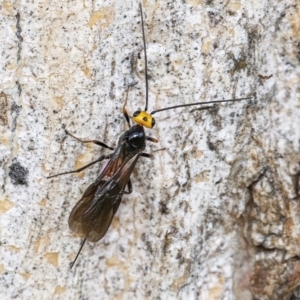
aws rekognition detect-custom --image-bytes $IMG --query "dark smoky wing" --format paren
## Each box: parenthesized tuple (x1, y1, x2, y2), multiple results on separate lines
(68, 180, 106, 236)
(83, 185, 123, 242)
(96, 142, 127, 180)
(68, 178, 126, 243)
(69, 153, 141, 243)
(68, 145, 127, 237)
(84, 154, 141, 242)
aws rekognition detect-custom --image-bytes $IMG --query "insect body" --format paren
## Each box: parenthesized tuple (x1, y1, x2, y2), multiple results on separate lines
(69, 126, 146, 239)
(48, 3, 251, 268)
(49, 122, 156, 268)
(67, 125, 148, 268)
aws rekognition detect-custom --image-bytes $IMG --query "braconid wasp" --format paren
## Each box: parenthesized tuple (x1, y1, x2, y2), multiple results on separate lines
(48, 3, 251, 269)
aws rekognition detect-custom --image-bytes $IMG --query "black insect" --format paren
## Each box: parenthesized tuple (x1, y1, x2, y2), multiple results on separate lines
(48, 3, 251, 269)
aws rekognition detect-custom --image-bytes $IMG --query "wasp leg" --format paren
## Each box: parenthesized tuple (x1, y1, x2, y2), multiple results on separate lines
(141, 149, 165, 159)
(47, 154, 112, 179)
(153, 148, 166, 153)
(123, 179, 133, 194)
(112, 181, 132, 214)
(122, 89, 131, 128)
(146, 136, 158, 143)
(141, 153, 153, 159)
(65, 130, 114, 150)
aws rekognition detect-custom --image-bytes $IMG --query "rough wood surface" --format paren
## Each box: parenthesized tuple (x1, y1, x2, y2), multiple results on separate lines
(0, 0, 299, 299)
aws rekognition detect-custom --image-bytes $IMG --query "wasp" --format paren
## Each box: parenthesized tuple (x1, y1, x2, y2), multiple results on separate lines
(48, 3, 251, 269)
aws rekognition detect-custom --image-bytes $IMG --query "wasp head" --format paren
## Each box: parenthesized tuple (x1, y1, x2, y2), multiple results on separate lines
(132, 110, 155, 129)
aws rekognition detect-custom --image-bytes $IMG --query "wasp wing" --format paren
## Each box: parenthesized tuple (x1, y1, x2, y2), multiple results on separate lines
(67, 180, 107, 237)
(95, 138, 129, 182)
(68, 142, 129, 236)
(68, 153, 141, 242)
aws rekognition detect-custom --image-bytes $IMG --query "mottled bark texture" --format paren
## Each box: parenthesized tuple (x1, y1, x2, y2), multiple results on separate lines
(0, 0, 299, 299)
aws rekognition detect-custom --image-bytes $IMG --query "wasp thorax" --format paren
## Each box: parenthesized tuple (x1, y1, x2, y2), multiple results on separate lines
(132, 110, 155, 128)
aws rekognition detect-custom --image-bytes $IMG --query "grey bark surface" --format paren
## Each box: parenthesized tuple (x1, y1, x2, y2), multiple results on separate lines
(0, 0, 299, 299)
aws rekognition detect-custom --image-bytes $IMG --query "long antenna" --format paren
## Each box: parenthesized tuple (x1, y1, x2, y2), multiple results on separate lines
(151, 97, 251, 115)
(139, 3, 149, 111)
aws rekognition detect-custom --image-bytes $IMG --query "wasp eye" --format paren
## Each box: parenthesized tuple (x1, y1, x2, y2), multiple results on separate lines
(151, 118, 156, 128)
(133, 110, 141, 117)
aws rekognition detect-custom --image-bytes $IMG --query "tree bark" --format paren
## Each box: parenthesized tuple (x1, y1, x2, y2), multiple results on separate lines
(0, 0, 299, 299)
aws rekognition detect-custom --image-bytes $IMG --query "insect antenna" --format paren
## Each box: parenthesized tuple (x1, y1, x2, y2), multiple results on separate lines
(150, 97, 252, 115)
(70, 238, 86, 270)
(139, 3, 149, 112)
(133, 4, 252, 129)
